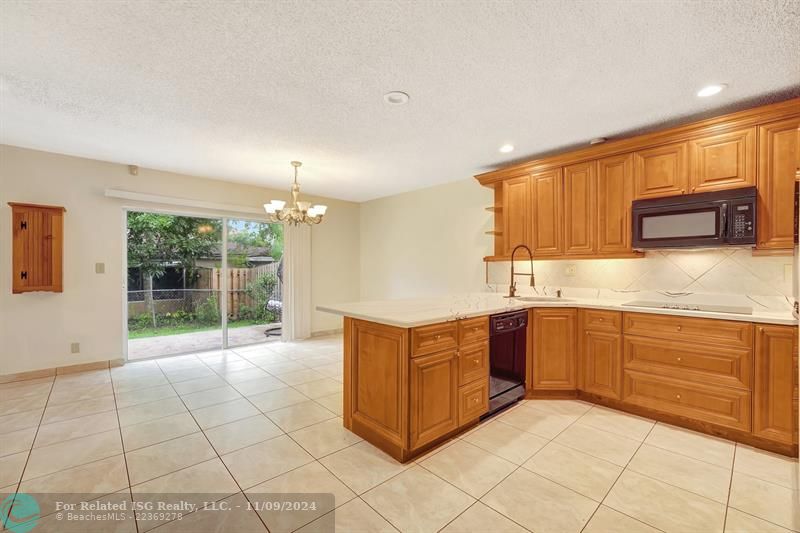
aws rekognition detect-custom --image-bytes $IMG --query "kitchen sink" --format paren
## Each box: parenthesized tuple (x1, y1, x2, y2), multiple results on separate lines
(511, 296, 574, 303)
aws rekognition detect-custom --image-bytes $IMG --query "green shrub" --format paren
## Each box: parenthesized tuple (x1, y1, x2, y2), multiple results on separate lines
(195, 295, 220, 325)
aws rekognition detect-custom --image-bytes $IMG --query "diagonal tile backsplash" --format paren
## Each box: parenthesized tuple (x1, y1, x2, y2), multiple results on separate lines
(488, 249, 795, 308)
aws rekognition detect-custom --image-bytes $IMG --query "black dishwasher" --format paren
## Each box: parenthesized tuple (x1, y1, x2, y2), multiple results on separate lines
(484, 310, 527, 418)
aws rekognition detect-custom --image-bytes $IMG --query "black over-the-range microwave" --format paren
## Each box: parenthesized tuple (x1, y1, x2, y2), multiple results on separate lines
(631, 186, 757, 249)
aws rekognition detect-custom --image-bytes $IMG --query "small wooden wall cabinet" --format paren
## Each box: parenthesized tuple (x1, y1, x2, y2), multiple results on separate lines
(9, 203, 65, 293)
(478, 98, 800, 260)
(343, 316, 489, 462)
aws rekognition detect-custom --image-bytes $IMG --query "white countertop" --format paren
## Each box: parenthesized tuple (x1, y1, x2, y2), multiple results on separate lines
(317, 292, 798, 327)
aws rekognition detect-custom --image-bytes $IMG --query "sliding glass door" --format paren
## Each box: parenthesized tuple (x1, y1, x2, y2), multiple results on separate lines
(125, 210, 283, 360)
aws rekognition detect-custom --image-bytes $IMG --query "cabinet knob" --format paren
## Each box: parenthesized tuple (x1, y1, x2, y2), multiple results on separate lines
(676, 325, 682, 331)
(676, 357, 682, 362)
(676, 394, 681, 400)
(473, 358, 480, 364)
(473, 327, 479, 332)
(599, 318, 604, 322)
(472, 397, 480, 404)
(435, 335, 441, 340)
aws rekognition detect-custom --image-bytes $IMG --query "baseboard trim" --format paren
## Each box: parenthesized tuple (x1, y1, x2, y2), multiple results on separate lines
(311, 328, 343, 338)
(0, 358, 125, 384)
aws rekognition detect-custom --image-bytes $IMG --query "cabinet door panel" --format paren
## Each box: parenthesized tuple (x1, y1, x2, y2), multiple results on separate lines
(531, 169, 563, 256)
(757, 119, 800, 250)
(597, 154, 634, 254)
(410, 350, 459, 449)
(349, 320, 408, 448)
(633, 142, 689, 199)
(580, 330, 622, 399)
(689, 128, 756, 193)
(564, 161, 596, 255)
(10, 204, 64, 293)
(502, 176, 531, 256)
(533, 309, 577, 390)
(754, 325, 799, 445)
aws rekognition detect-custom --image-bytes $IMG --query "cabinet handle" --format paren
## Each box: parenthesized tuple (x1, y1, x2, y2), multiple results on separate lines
(692, 187, 696, 192)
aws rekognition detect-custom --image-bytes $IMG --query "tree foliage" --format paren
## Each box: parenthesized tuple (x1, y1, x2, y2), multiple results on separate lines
(127, 212, 222, 278)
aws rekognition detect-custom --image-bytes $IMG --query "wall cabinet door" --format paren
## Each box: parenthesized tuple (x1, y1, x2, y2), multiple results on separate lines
(410, 349, 459, 449)
(532, 309, 577, 390)
(580, 330, 622, 399)
(502, 176, 531, 256)
(633, 142, 689, 199)
(689, 127, 756, 193)
(563, 162, 596, 255)
(9, 203, 65, 293)
(531, 169, 563, 256)
(757, 119, 800, 250)
(753, 325, 798, 445)
(596, 154, 634, 254)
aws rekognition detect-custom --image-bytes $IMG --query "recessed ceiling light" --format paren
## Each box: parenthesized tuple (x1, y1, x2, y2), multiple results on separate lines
(383, 91, 410, 105)
(697, 84, 727, 97)
(499, 144, 514, 153)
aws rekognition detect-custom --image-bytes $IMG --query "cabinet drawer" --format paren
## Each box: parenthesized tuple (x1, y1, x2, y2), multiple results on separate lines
(623, 370, 751, 431)
(458, 316, 489, 345)
(624, 336, 752, 389)
(458, 341, 489, 386)
(580, 309, 621, 333)
(411, 322, 458, 357)
(623, 312, 753, 348)
(458, 380, 488, 426)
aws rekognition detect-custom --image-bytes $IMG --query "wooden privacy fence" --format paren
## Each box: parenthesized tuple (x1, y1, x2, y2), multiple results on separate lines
(209, 263, 281, 319)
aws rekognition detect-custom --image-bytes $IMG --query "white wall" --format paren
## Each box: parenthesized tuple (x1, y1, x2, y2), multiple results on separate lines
(0, 145, 360, 374)
(360, 179, 494, 300)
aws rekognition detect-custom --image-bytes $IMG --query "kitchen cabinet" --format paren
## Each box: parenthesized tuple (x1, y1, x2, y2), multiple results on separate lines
(633, 142, 689, 199)
(753, 324, 799, 445)
(9, 202, 65, 294)
(410, 349, 459, 449)
(596, 154, 634, 255)
(531, 169, 563, 256)
(501, 176, 531, 255)
(689, 127, 756, 193)
(757, 118, 800, 250)
(563, 161, 596, 255)
(579, 310, 622, 399)
(532, 308, 577, 390)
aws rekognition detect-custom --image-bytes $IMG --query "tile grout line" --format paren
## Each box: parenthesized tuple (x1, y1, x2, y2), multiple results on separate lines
(109, 365, 141, 533)
(722, 444, 738, 532)
(585, 421, 667, 533)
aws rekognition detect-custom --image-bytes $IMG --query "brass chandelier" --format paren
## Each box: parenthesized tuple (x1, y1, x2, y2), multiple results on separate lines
(264, 161, 328, 225)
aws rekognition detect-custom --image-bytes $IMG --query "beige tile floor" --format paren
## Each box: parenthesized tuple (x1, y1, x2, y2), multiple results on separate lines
(1, 334, 798, 532)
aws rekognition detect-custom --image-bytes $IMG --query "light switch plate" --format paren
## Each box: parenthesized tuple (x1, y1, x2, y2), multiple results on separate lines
(95, 263, 105, 274)
(70, 342, 80, 354)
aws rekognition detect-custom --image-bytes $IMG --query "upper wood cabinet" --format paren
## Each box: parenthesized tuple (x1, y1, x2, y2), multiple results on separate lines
(689, 127, 756, 193)
(531, 169, 563, 257)
(757, 118, 800, 250)
(633, 142, 689, 199)
(9, 203, 65, 294)
(409, 349, 459, 449)
(596, 154, 634, 254)
(563, 162, 596, 255)
(501, 176, 531, 255)
(753, 324, 798, 445)
(532, 308, 577, 390)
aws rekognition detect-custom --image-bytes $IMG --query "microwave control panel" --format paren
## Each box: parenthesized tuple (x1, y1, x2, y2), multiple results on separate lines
(728, 200, 756, 244)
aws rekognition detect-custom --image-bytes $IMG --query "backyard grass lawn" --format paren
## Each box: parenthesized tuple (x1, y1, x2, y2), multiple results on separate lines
(129, 319, 265, 339)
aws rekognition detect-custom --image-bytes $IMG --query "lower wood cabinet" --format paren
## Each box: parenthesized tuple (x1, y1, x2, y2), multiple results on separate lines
(754, 325, 799, 445)
(581, 330, 622, 400)
(409, 350, 459, 450)
(532, 309, 577, 391)
(458, 379, 489, 426)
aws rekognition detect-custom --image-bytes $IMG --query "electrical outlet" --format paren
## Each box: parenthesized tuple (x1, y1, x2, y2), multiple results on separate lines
(565, 264, 577, 277)
(70, 342, 80, 354)
(95, 262, 105, 274)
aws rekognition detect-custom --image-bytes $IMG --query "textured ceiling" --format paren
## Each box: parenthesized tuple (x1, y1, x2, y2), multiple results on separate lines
(1, 1, 798, 202)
